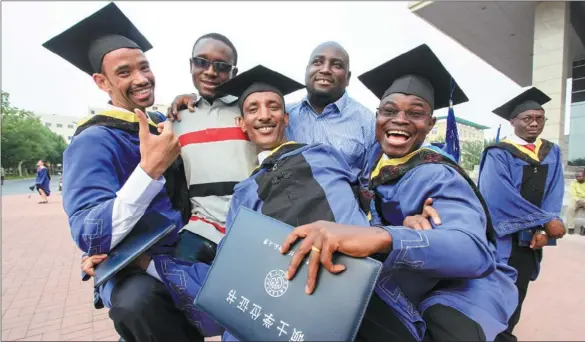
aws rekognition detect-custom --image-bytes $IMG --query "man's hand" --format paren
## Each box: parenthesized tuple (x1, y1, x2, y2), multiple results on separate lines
(402, 198, 442, 230)
(544, 219, 566, 239)
(81, 254, 108, 277)
(280, 221, 392, 294)
(167, 94, 199, 121)
(530, 231, 548, 250)
(136, 109, 181, 180)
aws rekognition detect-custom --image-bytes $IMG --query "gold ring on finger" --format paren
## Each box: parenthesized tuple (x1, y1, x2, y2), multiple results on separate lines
(311, 245, 321, 253)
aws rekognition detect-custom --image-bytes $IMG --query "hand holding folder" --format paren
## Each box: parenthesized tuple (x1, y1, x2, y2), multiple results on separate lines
(90, 211, 177, 288)
(195, 207, 383, 341)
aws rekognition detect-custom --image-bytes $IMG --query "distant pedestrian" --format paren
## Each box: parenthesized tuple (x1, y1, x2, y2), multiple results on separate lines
(567, 169, 585, 235)
(1, 167, 5, 186)
(35, 160, 51, 204)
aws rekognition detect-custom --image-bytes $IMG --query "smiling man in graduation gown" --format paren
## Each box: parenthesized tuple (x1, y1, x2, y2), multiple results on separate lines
(154, 64, 373, 341)
(43, 3, 216, 341)
(281, 44, 519, 342)
(478, 87, 566, 342)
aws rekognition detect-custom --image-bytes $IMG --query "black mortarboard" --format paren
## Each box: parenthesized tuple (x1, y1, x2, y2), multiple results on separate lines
(215, 65, 305, 111)
(42, 2, 152, 76)
(358, 44, 468, 111)
(492, 87, 551, 120)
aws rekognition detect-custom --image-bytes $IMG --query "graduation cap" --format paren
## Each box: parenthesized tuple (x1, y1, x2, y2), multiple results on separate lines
(215, 65, 305, 111)
(42, 2, 152, 76)
(358, 44, 468, 111)
(492, 87, 551, 120)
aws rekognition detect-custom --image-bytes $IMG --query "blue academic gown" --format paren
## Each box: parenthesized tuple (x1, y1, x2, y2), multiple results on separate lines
(35, 167, 51, 196)
(368, 144, 518, 341)
(478, 139, 564, 280)
(190, 142, 371, 341)
(62, 111, 223, 337)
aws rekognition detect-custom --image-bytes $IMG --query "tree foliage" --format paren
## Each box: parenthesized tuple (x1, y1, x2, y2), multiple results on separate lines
(1, 91, 68, 173)
(460, 140, 485, 170)
(569, 158, 585, 166)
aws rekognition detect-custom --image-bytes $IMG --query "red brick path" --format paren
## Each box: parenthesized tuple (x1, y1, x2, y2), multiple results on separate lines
(1, 194, 584, 341)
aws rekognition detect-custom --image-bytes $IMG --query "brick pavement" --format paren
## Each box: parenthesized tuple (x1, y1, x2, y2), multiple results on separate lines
(2, 193, 584, 341)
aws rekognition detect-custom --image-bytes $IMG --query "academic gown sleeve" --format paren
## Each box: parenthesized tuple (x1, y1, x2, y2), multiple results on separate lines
(478, 148, 558, 236)
(62, 126, 165, 255)
(540, 145, 564, 220)
(377, 164, 496, 279)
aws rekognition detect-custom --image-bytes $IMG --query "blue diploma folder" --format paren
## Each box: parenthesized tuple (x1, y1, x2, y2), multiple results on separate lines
(195, 207, 383, 341)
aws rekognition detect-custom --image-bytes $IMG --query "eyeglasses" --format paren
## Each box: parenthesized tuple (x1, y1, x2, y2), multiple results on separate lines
(516, 116, 548, 125)
(190, 57, 235, 73)
(376, 108, 430, 120)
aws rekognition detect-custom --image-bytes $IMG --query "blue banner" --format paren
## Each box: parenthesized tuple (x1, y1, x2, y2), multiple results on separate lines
(444, 103, 460, 163)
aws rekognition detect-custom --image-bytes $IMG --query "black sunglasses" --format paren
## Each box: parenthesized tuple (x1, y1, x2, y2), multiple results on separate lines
(190, 57, 235, 73)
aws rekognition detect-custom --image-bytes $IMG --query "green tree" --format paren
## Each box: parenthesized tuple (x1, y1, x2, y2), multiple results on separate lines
(569, 158, 585, 166)
(1, 91, 68, 176)
(460, 140, 485, 170)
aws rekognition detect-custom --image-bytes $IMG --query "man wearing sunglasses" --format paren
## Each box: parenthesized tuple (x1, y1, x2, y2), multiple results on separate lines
(169, 41, 376, 186)
(170, 33, 259, 265)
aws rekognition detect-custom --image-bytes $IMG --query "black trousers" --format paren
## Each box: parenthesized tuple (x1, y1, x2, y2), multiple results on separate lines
(356, 293, 486, 342)
(494, 240, 539, 342)
(108, 268, 204, 342)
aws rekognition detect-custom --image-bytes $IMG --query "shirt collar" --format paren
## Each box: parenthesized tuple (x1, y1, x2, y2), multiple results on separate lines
(301, 91, 349, 114)
(508, 132, 533, 145)
(197, 94, 238, 107)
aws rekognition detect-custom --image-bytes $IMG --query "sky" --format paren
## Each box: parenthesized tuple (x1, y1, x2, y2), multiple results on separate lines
(0, 1, 573, 139)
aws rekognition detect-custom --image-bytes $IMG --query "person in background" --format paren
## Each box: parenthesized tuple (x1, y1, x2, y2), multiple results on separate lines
(285, 41, 376, 185)
(567, 169, 585, 235)
(34, 160, 51, 204)
(168, 41, 376, 186)
(1, 166, 5, 186)
(281, 44, 518, 342)
(478, 86, 566, 342)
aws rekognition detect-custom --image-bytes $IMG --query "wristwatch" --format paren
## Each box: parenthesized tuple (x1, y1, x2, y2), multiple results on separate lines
(535, 229, 547, 236)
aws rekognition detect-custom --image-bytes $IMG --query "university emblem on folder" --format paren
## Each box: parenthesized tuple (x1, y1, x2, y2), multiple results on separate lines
(264, 270, 289, 298)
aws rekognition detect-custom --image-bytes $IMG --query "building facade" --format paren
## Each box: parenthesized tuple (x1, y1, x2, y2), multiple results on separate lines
(569, 58, 585, 164)
(427, 116, 489, 143)
(410, 1, 585, 165)
(36, 113, 79, 144)
(87, 103, 169, 116)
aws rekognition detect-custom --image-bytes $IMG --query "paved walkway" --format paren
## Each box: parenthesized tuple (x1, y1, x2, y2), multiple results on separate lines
(1, 194, 584, 341)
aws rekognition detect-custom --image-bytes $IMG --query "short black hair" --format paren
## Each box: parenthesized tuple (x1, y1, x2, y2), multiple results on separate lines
(192, 33, 238, 65)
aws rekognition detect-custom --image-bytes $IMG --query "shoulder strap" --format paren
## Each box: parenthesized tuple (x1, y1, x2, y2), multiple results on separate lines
(74, 111, 159, 137)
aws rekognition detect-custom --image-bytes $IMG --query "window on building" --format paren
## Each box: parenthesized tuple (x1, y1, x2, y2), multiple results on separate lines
(67, 124, 74, 129)
(56, 124, 63, 128)
(152, 106, 158, 110)
(431, 127, 438, 134)
(68, 136, 72, 141)
(90, 110, 95, 115)
(45, 122, 51, 127)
